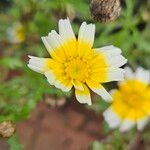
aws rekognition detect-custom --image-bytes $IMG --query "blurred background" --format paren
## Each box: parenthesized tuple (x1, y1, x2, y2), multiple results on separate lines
(0, 0, 150, 149)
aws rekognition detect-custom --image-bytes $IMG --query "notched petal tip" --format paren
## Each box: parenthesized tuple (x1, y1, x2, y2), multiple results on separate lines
(75, 95, 92, 106)
(28, 55, 32, 59)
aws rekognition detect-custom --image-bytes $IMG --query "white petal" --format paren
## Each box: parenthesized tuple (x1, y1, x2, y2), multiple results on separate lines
(42, 30, 66, 59)
(103, 107, 121, 129)
(28, 55, 48, 74)
(106, 68, 125, 82)
(119, 120, 135, 132)
(72, 80, 84, 91)
(41, 37, 53, 54)
(106, 55, 127, 67)
(78, 22, 86, 40)
(135, 67, 150, 84)
(124, 67, 135, 79)
(47, 30, 62, 50)
(58, 18, 76, 40)
(86, 79, 112, 102)
(75, 94, 91, 105)
(45, 71, 56, 85)
(54, 80, 72, 92)
(28, 56, 45, 68)
(96, 46, 127, 67)
(137, 117, 149, 131)
(75, 85, 91, 105)
(45, 71, 72, 92)
(90, 85, 112, 102)
(28, 64, 43, 74)
(78, 22, 95, 47)
(97, 45, 122, 55)
(42, 30, 67, 62)
(118, 67, 134, 85)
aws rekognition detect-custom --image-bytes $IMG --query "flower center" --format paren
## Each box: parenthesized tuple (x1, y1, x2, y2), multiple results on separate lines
(124, 93, 142, 108)
(121, 80, 147, 109)
(16, 26, 25, 41)
(64, 57, 90, 82)
(112, 80, 150, 120)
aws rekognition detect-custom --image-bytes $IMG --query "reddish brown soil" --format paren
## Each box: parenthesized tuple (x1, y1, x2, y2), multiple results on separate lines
(0, 100, 104, 150)
(0, 139, 8, 150)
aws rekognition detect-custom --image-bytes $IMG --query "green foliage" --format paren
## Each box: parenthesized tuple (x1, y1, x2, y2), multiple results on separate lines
(88, 97, 110, 113)
(91, 131, 137, 150)
(91, 141, 105, 150)
(0, 57, 23, 69)
(7, 134, 22, 150)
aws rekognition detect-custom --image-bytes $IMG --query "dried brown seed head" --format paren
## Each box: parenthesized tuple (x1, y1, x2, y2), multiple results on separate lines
(90, 0, 121, 23)
(0, 121, 15, 138)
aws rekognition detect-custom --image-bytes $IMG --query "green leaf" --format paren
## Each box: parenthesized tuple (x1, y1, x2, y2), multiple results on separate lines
(7, 134, 22, 150)
(0, 58, 23, 69)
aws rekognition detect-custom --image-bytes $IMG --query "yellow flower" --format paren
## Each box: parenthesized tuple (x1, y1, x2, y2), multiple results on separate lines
(28, 18, 127, 105)
(7, 22, 25, 44)
(103, 67, 150, 132)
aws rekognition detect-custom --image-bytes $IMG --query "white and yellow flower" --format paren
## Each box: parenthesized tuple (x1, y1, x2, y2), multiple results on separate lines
(6, 22, 25, 44)
(103, 67, 150, 132)
(28, 18, 127, 105)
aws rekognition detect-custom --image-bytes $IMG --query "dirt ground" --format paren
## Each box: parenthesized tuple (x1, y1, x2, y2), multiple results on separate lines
(0, 100, 104, 150)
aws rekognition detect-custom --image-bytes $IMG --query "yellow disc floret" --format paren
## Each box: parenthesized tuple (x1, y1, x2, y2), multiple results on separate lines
(112, 79, 150, 120)
(64, 57, 90, 82)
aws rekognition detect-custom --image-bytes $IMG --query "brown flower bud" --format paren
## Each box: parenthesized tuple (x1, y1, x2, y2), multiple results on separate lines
(90, 0, 121, 23)
(0, 121, 15, 138)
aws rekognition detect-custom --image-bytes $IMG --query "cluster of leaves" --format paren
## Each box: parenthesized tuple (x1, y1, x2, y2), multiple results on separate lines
(0, 0, 150, 149)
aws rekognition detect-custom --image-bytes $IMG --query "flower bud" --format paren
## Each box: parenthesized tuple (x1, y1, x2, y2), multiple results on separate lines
(90, 0, 121, 23)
